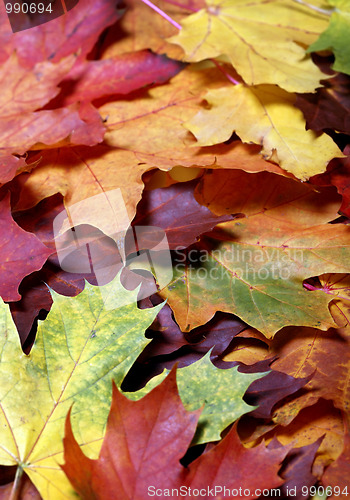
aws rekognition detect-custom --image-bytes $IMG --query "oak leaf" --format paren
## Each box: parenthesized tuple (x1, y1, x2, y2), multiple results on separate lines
(168, 0, 329, 92)
(185, 84, 343, 180)
(0, 273, 162, 499)
(63, 369, 290, 499)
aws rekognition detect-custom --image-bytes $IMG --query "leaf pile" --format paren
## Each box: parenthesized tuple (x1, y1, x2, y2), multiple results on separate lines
(1, 0, 350, 498)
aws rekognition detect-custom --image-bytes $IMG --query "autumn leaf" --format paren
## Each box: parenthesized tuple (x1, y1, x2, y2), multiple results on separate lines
(311, 149, 350, 218)
(253, 400, 346, 478)
(308, 0, 350, 76)
(100, 65, 285, 174)
(0, 193, 51, 302)
(296, 64, 350, 135)
(130, 179, 236, 250)
(185, 84, 343, 180)
(168, 0, 329, 92)
(270, 323, 350, 417)
(55, 50, 185, 107)
(100, 0, 206, 61)
(63, 369, 290, 500)
(0, 52, 105, 178)
(322, 430, 350, 494)
(0, 0, 122, 67)
(0, 272, 162, 499)
(159, 169, 349, 335)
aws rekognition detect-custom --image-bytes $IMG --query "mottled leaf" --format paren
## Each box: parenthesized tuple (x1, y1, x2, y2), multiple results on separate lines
(63, 372, 290, 499)
(159, 169, 349, 335)
(0, 273, 162, 499)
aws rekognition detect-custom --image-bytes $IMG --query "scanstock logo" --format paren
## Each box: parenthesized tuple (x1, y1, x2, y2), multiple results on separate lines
(4, 0, 79, 32)
(53, 189, 173, 309)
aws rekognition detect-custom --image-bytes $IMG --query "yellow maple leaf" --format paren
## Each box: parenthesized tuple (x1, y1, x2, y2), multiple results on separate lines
(168, 0, 330, 92)
(185, 84, 343, 180)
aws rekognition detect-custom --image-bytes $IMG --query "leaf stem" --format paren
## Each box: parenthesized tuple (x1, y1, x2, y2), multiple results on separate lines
(211, 59, 240, 85)
(139, 0, 182, 29)
(9, 466, 23, 500)
(161, 0, 198, 13)
(291, 0, 334, 16)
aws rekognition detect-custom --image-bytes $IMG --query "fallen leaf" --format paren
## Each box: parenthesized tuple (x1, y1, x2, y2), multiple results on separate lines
(159, 169, 349, 335)
(267, 438, 322, 500)
(100, 65, 286, 175)
(322, 430, 350, 494)
(1, 0, 122, 67)
(100, 0, 203, 60)
(308, 0, 350, 76)
(125, 351, 266, 445)
(55, 51, 185, 107)
(0, 272, 162, 499)
(130, 179, 235, 250)
(0, 52, 104, 174)
(312, 151, 350, 218)
(270, 324, 350, 417)
(62, 369, 200, 500)
(63, 370, 290, 499)
(185, 84, 343, 180)
(261, 400, 345, 477)
(168, 0, 329, 92)
(0, 193, 51, 302)
(296, 69, 350, 135)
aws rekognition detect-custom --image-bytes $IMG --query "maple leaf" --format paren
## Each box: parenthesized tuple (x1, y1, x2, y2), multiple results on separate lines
(295, 67, 350, 135)
(0, 193, 51, 302)
(0, 53, 105, 179)
(185, 84, 343, 180)
(9, 66, 284, 225)
(0, 272, 162, 499)
(159, 169, 349, 335)
(0, 0, 122, 67)
(254, 399, 346, 478)
(308, 0, 350, 76)
(322, 430, 350, 494)
(62, 369, 290, 499)
(125, 351, 266, 444)
(270, 323, 350, 421)
(55, 50, 185, 107)
(311, 149, 350, 218)
(168, 0, 329, 92)
(130, 179, 236, 250)
(100, 0, 205, 60)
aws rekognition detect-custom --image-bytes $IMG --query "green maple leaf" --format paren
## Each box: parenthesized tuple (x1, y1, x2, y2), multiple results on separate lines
(0, 273, 162, 499)
(125, 351, 266, 445)
(308, 0, 350, 76)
